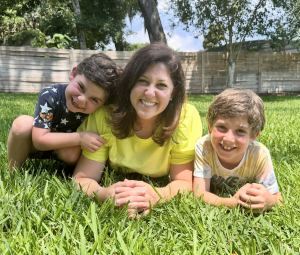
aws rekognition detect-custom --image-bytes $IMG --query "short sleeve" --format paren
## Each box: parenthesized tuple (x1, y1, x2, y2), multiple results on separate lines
(170, 104, 202, 165)
(194, 139, 212, 178)
(33, 88, 56, 129)
(77, 106, 111, 162)
(255, 151, 279, 194)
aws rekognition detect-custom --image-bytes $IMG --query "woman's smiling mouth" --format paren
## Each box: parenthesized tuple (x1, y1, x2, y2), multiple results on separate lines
(140, 99, 157, 107)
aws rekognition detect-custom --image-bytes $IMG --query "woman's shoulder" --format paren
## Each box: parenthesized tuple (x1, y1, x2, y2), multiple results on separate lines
(174, 103, 202, 143)
(178, 103, 201, 129)
(78, 105, 112, 135)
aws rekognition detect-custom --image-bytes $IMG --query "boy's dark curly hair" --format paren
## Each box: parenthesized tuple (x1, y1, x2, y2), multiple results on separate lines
(74, 53, 122, 105)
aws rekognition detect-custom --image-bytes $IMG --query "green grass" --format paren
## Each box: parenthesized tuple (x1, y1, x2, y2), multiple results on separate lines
(0, 93, 299, 254)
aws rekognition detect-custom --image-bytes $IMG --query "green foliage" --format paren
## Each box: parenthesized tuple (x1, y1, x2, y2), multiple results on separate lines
(258, 0, 300, 52)
(169, 0, 290, 50)
(0, 93, 300, 253)
(125, 42, 150, 51)
(3, 30, 38, 46)
(44, 33, 72, 49)
(203, 23, 226, 51)
(0, 0, 138, 50)
(3, 29, 72, 49)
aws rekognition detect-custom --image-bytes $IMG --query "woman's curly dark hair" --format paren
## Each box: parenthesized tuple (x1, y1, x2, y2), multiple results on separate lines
(108, 43, 187, 146)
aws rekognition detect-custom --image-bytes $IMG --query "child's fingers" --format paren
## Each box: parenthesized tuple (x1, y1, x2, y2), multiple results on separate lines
(250, 183, 264, 189)
(238, 200, 265, 212)
(245, 187, 262, 196)
(97, 136, 106, 144)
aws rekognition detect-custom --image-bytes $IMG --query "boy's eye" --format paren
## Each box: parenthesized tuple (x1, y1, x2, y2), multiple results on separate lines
(79, 84, 84, 91)
(92, 98, 98, 103)
(237, 129, 246, 134)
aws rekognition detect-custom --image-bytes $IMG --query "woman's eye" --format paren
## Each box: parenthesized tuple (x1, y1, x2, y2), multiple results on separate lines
(157, 83, 167, 88)
(138, 79, 147, 84)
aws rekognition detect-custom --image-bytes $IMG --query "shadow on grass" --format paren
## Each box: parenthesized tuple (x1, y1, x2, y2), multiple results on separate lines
(22, 158, 170, 189)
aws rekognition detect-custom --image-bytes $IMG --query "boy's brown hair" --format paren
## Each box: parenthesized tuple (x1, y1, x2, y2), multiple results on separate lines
(74, 53, 122, 105)
(206, 89, 266, 137)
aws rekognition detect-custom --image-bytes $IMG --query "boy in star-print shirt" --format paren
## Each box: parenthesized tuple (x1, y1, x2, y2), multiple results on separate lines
(7, 53, 122, 172)
(33, 84, 87, 133)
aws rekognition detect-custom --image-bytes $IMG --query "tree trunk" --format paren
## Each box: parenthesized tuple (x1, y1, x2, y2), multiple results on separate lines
(71, 0, 87, 50)
(137, 0, 167, 45)
(227, 36, 235, 88)
(227, 61, 235, 88)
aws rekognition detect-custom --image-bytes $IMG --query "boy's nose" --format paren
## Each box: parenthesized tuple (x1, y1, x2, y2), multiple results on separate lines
(223, 130, 235, 143)
(77, 95, 86, 105)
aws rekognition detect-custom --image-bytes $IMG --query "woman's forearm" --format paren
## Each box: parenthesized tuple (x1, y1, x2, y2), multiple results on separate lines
(156, 180, 192, 200)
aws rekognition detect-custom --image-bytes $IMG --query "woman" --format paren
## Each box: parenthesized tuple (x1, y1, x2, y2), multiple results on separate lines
(73, 44, 202, 217)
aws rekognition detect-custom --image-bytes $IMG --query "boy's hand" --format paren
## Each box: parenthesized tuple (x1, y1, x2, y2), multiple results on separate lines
(79, 131, 105, 153)
(237, 183, 276, 212)
(233, 183, 251, 200)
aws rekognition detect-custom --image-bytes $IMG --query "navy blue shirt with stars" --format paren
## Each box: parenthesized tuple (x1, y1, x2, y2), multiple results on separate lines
(33, 84, 88, 133)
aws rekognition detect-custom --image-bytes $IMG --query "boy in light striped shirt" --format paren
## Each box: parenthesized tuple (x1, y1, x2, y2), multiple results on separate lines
(193, 89, 282, 212)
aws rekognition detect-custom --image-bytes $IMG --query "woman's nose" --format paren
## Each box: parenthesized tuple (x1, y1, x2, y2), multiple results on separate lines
(145, 84, 155, 97)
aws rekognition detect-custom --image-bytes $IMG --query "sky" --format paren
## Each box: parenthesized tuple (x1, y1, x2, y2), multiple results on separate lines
(108, 0, 204, 52)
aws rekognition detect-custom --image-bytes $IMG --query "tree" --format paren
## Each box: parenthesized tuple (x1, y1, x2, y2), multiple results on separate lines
(258, 0, 300, 52)
(203, 22, 225, 51)
(169, 0, 290, 87)
(138, 0, 167, 44)
(71, 0, 87, 49)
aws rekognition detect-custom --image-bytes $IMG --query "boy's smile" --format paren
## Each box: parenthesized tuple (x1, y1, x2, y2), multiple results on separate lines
(209, 117, 258, 169)
(65, 67, 106, 114)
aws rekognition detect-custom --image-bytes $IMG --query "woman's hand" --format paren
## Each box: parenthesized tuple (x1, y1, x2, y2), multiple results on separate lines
(114, 181, 161, 218)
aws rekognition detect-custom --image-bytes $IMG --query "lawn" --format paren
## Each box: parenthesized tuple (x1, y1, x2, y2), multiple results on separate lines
(0, 93, 299, 254)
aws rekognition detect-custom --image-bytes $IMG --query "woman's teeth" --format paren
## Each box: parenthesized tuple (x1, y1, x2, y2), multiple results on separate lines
(141, 100, 156, 107)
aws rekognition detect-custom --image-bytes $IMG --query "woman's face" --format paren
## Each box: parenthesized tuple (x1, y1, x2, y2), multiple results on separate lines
(130, 62, 174, 123)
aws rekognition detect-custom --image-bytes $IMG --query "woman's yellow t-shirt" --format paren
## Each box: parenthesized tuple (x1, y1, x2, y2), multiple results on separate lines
(77, 104, 202, 178)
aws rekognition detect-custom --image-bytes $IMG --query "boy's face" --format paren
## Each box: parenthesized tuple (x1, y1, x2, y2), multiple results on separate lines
(65, 67, 106, 114)
(208, 116, 258, 169)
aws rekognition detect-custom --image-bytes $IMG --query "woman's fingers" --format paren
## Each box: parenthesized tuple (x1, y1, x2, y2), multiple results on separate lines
(126, 202, 148, 209)
(116, 195, 147, 206)
(115, 187, 135, 194)
(115, 189, 145, 199)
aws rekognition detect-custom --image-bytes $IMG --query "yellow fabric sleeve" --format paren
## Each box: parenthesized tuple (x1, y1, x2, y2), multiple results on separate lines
(170, 104, 202, 165)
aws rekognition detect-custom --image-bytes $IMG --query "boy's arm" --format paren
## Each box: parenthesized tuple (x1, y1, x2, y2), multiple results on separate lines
(32, 126, 105, 152)
(193, 177, 240, 208)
